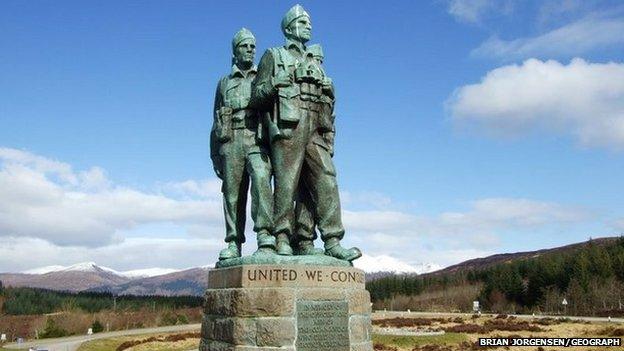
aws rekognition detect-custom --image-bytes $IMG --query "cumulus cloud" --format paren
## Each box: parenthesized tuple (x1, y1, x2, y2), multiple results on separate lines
(0, 147, 595, 272)
(473, 14, 624, 60)
(0, 236, 222, 273)
(448, 58, 624, 149)
(160, 179, 221, 200)
(343, 197, 588, 267)
(447, 0, 515, 24)
(345, 198, 586, 237)
(0, 148, 222, 246)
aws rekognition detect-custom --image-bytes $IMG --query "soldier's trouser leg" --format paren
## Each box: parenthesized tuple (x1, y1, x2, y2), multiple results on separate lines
(271, 121, 309, 239)
(221, 135, 249, 244)
(294, 181, 318, 244)
(246, 151, 273, 235)
(302, 141, 345, 241)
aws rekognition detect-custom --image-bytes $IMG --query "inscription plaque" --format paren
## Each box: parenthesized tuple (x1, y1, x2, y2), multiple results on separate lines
(296, 300, 350, 351)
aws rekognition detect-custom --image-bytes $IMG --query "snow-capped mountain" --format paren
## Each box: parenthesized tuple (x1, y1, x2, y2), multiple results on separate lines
(12, 262, 207, 296)
(120, 268, 181, 278)
(21, 262, 180, 278)
(354, 254, 441, 274)
(3, 256, 440, 295)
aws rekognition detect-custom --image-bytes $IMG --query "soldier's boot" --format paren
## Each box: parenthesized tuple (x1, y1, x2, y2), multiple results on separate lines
(276, 233, 293, 256)
(295, 240, 325, 256)
(255, 231, 277, 254)
(324, 238, 362, 262)
(219, 241, 241, 260)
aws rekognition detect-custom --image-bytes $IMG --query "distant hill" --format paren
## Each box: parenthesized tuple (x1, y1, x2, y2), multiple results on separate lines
(0, 262, 206, 295)
(88, 267, 209, 296)
(1, 255, 439, 296)
(424, 236, 620, 276)
(366, 236, 624, 317)
(0, 262, 132, 292)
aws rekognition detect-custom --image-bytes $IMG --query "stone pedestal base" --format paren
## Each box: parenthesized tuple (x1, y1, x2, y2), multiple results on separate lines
(200, 264, 373, 351)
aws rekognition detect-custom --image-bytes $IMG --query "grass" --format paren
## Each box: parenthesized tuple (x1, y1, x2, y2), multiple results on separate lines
(77, 333, 199, 351)
(372, 333, 467, 348)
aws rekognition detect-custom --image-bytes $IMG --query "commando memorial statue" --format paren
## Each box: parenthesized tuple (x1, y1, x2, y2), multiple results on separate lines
(210, 28, 276, 260)
(201, 5, 373, 351)
(212, 5, 361, 264)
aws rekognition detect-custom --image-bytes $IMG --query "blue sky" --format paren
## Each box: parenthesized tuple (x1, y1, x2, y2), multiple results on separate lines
(1, 0, 623, 273)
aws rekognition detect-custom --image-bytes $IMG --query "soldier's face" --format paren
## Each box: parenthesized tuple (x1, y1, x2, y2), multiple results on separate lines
(287, 16, 312, 43)
(234, 39, 255, 66)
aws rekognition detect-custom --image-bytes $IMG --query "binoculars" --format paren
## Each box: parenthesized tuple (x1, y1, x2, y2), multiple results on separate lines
(294, 63, 323, 84)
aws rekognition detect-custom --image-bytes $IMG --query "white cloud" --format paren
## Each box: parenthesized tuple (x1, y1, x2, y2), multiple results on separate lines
(0, 236, 222, 273)
(0, 148, 222, 246)
(473, 14, 624, 60)
(342, 197, 588, 268)
(447, 0, 515, 24)
(344, 198, 585, 237)
(448, 58, 624, 149)
(161, 179, 221, 200)
(0, 148, 595, 273)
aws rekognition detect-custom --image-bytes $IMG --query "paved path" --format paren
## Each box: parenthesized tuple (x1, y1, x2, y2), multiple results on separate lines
(372, 310, 624, 323)
(3, 324, 200, 351)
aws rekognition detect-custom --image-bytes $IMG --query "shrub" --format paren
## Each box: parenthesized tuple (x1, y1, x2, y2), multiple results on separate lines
(91, 320, 104, 333)
(39, 318, 69, 338)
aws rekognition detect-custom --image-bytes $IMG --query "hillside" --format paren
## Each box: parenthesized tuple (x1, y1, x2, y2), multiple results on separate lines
(88, 267, 209, 296)
(0, 264, 132, 292)
(367, 236, 624, 317)
(426, 237, 619, 276)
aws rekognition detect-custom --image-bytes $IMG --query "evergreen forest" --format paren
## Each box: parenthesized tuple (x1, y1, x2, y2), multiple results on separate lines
(367, 237, 624, 316)
(0, 286, 203, 315)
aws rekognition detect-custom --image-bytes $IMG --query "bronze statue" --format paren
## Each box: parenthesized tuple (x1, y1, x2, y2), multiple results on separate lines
(293, 44, 336, 255)
(210, 28, 276, 260)
(251, 5, 361, 261)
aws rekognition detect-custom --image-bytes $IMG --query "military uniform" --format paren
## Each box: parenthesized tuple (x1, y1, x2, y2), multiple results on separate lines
(251, 4, 361, 260)
(211, 29, 274, 259)
(293, 44, 336, 252)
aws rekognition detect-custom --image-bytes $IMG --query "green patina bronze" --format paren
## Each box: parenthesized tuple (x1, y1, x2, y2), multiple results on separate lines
(210, 28, 276, 260)
(212, 5, 361, 266)
(215, 250, 351, 268)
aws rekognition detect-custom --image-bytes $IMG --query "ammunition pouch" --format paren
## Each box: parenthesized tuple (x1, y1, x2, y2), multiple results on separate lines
(277, 86, 301, 123)
(215, 107, 233, 142)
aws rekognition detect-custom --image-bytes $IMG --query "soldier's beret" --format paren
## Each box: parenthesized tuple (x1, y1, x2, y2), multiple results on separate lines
(307, 44, 324, 59)
(281, 4, 310, 33)
(232, 28, 255, 51)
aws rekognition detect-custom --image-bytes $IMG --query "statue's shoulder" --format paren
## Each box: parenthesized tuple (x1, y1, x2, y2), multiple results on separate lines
(216, 75, 230, 95)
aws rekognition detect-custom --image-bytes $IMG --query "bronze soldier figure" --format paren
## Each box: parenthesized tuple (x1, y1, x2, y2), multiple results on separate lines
(211, 28, 276, 260)
(251, 5, 361, 261)
(293, 44, 336, 255)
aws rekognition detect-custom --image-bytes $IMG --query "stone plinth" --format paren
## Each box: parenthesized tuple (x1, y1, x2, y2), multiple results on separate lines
(200, 264, 373, 351)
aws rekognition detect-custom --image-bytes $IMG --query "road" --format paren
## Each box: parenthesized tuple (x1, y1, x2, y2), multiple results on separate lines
(2, 324, 200, 351)
(371, 310, 624, 323)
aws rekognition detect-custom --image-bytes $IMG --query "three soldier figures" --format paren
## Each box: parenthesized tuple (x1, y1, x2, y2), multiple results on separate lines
(210, 5, 361, 263)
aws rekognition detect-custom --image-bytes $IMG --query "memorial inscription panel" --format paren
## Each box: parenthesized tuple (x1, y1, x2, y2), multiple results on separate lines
(296, 300, 350, 351)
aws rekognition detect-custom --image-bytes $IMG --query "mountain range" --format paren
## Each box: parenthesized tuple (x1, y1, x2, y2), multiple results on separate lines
(0, 255, 440, 296)
(4, 239, 608, 296)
